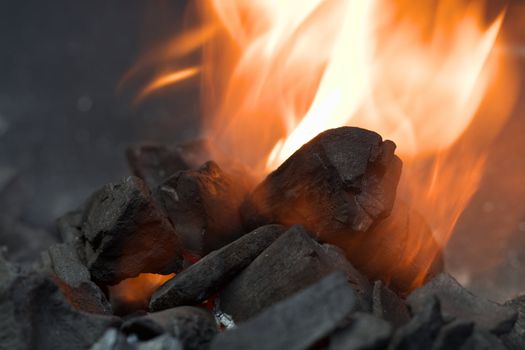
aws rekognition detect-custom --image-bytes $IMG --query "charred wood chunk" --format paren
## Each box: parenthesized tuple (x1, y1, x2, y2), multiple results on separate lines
(211, 272, 357, 350)
(219, 225, 371, 322)
(241, 127, 402, 240)
(387, 298, 445, 350)
(372, 280, 410, 329)
(0, 272, 119, 350)
(339, 200, 444, 294)
(157, 161, 252, 256)
(431, 320, 474, 350)
(82, 176, 182, 285)
(329, 312, 392, 350)
(407, 273, 517, 335)
(502, 294, 525, 350)
(150, 225, 285, 312)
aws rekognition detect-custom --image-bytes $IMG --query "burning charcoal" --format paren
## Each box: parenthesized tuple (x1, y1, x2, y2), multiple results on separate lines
(372, 280, 410, 329)
(340, 200, 443, 294)
(0, 272, 120, 350)
(501, 294, 525, 350)
(82, 176, 183, 285)
(387, 298, 445, 350)
(329, 312, 392, 350)
(460, 330, 508, 350)
(407, 273, 517, 335)
(219, 226, 371, 321)
(431, 320, 474, 350)
(56, 279, 113, 315)
(148, 307, 218, 350)
(150, 225, 285, 311)
(241, 127, 402, 241)
(211, 272, 357, 350)
(157, 161, 252, 255)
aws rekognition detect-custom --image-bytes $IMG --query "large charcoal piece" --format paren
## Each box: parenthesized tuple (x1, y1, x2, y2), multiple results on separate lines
(211, 272, 357, 350)
(242, 127, 402, 241)
(158, 161, 252, 255)
(407, 273, 517, 335)
(82, 176, 182, 285)
(329, 312, 392, 350)
(219, 225, 371, 321)
(0, 271, 119, 350)
(150, 225, 285, 311)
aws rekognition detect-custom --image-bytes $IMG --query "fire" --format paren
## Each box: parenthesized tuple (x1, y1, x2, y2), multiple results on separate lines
(130, 0, 518, 290)
(109, 273, 174, 306)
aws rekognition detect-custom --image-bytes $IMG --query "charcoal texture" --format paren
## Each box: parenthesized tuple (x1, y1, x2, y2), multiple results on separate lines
(56, 279, 112, 315)
(431, 320, 474, 350)
(372, 280, 410, 329)
(57, 210, 84, 244)
(150, 225, 285, 311)
(219, 226, 371, 321)
(82, 176, 182, 285)
(157, 161, 252, 255)
(387, 298, 445, 350)
(49, 242, 90, 287)
(460, 330, 508, 350)
(0, 272, 119, 350)
(407, 273, 517, 335)
(241, 127, 402, 240)
(502, 294, 525, 350)
(329, 312, 392, 350)
(91, 329, 183, 350)
(211, 272, 357, 350)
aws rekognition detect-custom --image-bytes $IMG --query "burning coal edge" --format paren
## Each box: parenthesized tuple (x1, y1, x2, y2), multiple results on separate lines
(0, 127, 521, 350)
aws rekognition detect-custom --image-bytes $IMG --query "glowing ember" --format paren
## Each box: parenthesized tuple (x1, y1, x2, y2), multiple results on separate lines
(109, 273, 174, 305)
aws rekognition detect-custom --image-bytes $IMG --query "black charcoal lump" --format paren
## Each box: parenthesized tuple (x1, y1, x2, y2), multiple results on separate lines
(82, 176, 183, 285)
(211, 272, 358, 350)
(219, 225, 371, 322)
(150, 225, 285, 311)
(407, 273, 517, 335)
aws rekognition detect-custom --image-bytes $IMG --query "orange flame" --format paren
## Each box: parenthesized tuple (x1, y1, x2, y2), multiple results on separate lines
(109, 273, 174, 306)
(130, 0, 519, 289)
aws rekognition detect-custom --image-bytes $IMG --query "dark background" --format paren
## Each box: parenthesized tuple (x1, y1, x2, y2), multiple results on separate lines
(0, 1, 524, 301)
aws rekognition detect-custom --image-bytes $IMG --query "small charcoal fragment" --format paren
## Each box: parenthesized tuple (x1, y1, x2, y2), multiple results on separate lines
(157, 161, 252, 255)
(431, 320, 474, 350)
(82, 176, 182, 285)
(241, 127, 402, 241)
(219, 226, 371, 322)
(372, 280, 410, 329)
(388, 298, 445, 350)
(150, 225, 285, 311)
(329, 312, 392, 350)
(407, 273, 517, 335)
(502, 294, 525, 350)
(0, 272, 119, 350)
(211, 272, 357, 350)
(460, 330, 508, 350)
(48, 242, 90, 287)
(148, 307, 218, 350)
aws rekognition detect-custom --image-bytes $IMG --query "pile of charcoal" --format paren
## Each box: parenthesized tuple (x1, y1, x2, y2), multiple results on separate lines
(1, 127, 523, 350)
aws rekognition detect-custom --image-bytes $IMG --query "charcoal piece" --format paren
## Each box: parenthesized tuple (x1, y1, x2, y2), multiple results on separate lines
(372, 280, 410, 328)
(0, 272, 120, 350)
(387, 298, 445, 350)
(460, 330, 508, 350)
(48, 242, 90, 287)
(407, 273, 517, 335)
(148, 306, 218, 350)
(502, 294, 525, 350)
(150, 225, 285, 311)
(90, 329, 131, 350)
(82, 176, 182, 285)
(121, 318, 165, 341)
(329, 312, 392, 350)
(56, 278, 113, 315)
(157, 161, 252, 255)
(340, 201, 443, 294)
(241, 127, 402, 241)
(211, 272, 357, 350)
(126, 140, 212, 190)
(431, 320, 474, 350)
(57, 210, 84, 243)
(219, 226, 371, 322)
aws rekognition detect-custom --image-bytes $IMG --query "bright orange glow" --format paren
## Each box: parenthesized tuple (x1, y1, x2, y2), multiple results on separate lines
(109, 273, 174, 305)
(136, 67, 200, 103)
